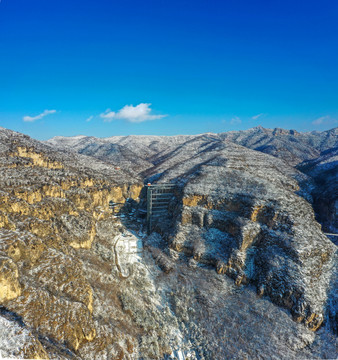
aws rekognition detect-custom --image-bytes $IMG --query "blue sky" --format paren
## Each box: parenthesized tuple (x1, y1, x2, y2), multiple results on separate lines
(0, 0, 337, 140)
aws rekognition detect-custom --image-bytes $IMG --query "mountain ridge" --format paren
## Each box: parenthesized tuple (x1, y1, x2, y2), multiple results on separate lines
(46, 126, 338, 167)
(0, 125, 337, 359)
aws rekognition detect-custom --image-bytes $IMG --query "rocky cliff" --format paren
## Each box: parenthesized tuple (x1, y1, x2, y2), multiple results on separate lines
(0, 126, 337, 359)
(0, 128, 144, 358)
(145, 136, 337, 333)
(298, 146, 338, 235)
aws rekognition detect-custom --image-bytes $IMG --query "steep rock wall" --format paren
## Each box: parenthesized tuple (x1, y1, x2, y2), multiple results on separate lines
(149, 139, 337, 332)
(0, 129, 144, 357)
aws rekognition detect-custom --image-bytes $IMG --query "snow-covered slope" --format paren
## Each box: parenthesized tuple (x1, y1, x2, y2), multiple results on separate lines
(0, 126, 336, 359)
(46, 126, 338, 169)
(298, 147, 338, 234)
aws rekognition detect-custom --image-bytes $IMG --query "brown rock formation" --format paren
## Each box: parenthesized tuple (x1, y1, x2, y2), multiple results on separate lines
(0, 128, 144, 358)
(0, 126, 337, 359)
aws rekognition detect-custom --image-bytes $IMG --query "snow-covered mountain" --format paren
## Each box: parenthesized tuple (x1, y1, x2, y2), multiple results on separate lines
(0, 126, 337, 359)
(47, 126, 338, 170)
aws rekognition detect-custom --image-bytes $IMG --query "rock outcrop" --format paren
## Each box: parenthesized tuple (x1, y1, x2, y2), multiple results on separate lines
(297, 146, 338, 335)
(298, 146, 338, 235)
(0, 126, 337, 359)
(0, 127, 145, 358)
(146, 136, 337, 332)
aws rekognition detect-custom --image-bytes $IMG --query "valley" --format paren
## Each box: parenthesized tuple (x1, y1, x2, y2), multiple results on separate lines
(0, 126, 337, 359)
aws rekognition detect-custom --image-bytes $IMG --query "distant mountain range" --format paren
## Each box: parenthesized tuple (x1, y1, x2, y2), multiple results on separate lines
(47, 126, 338, 170)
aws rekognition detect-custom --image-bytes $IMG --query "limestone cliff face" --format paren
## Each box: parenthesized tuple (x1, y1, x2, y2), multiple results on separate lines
(0, 128, 143, 358)
(0, 255, 21, 303)
(149, 137, 337, 332)
(0, 127, 142, 249)
(0, 127, 337, 359)
(298, 146, 338, 235)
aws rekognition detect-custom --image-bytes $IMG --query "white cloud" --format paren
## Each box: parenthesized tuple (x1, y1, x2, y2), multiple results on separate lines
(252, 113, 264, 120)
(230, 116, 241, 125)
(312, 115, 330, 125)
(23, 109, 56, 122)
(86, 116, 93, 122)
(100, 103, 167, 123)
